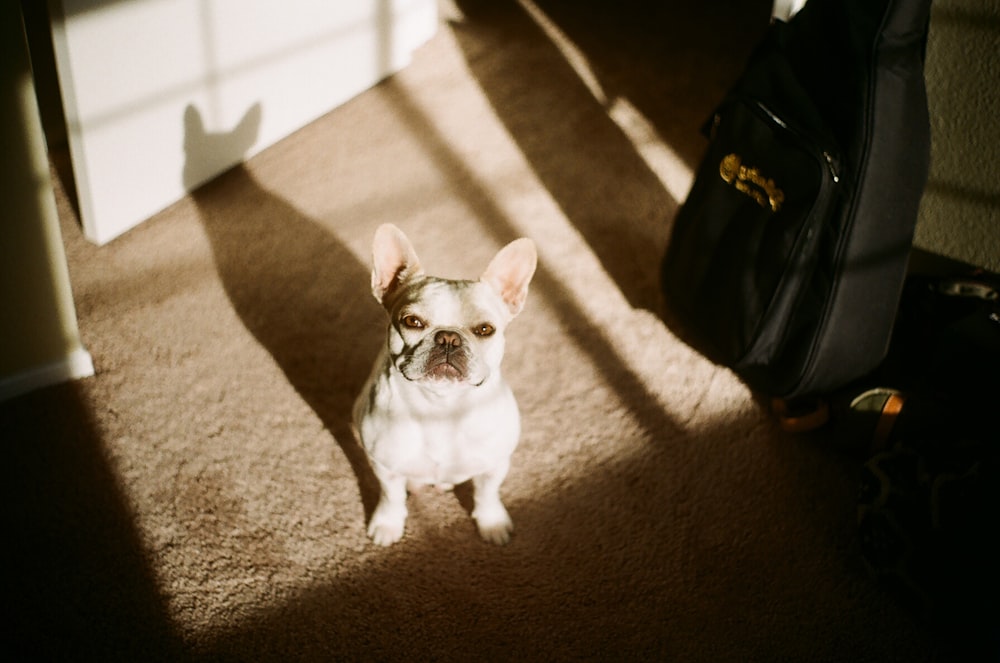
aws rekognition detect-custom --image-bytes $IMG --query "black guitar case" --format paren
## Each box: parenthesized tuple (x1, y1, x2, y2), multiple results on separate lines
(661, 0, 933, 399)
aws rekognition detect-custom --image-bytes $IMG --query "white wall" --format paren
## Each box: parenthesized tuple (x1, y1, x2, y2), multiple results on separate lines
(50, 0, 437, 245)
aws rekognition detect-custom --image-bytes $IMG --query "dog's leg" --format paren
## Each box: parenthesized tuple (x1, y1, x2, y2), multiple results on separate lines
(471, 461, 513, 545)
(368, 463, 408, 546)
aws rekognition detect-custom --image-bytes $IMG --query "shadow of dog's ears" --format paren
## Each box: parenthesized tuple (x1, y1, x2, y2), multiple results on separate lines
(181, 103, 262, 190)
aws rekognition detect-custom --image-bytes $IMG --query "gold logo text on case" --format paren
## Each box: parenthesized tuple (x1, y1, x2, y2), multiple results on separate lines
(719, 153, 784, 212)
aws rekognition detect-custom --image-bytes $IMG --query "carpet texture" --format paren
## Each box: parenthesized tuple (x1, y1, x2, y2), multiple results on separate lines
(6, 1, 939, 660)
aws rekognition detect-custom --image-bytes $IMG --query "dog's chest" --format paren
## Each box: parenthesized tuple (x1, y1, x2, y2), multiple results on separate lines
(363, 382, 519, 485)
(394, 413, 516, 484)
(414, 421, 492, 482)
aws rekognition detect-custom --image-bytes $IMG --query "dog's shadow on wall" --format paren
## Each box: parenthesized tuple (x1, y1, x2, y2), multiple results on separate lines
(182, 104, 381, 516)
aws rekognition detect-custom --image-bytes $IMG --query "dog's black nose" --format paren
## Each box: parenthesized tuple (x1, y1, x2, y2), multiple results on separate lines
(435, 330, 462, 348)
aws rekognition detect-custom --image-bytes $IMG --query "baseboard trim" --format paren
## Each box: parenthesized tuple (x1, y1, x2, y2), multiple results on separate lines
(0, 347, 95, 403)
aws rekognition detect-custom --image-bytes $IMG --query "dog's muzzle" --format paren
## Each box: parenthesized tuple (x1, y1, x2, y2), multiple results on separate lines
(424, 329, 469, 380)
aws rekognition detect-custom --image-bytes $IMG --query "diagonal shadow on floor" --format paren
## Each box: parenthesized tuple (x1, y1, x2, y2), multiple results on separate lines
(450, 0, 772, 311)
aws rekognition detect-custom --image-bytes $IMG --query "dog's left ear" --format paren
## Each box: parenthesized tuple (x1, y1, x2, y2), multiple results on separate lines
(481, 238, 537, 317)
(371, 224, 423, 305)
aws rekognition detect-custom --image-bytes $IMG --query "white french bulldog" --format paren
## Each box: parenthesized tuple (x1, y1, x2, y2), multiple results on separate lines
(353, 224, 537, 546)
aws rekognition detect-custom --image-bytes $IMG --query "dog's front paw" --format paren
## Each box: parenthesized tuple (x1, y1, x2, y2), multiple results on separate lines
(474, 506, 513, 545)
(367, 507, 406, 546)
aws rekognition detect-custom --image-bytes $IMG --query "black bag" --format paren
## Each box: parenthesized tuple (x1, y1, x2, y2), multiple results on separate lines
(661, 0, 932, 399)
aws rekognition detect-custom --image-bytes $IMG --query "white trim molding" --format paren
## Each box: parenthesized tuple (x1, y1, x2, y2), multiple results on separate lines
(0, 347, 95, 403)
(772, 0, 808, 22)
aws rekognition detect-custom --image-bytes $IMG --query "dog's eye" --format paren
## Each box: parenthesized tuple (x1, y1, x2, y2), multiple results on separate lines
(401, 314, 425, 330)
(472, 322, 495, 337)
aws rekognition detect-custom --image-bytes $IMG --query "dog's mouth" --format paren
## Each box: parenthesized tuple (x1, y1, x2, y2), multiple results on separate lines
(425, 360, 465, 380)
(400, 353, 472, 384)
(422, 346, 470, 381)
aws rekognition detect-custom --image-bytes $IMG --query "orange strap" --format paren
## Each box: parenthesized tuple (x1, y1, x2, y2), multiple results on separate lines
(771, 397, 830, 433)
(872, 392, 906, 449)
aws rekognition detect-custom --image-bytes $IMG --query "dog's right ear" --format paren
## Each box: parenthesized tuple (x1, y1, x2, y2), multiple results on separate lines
(371, 224, 423, 305)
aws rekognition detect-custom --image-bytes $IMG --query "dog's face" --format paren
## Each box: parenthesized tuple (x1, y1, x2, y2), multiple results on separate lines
(385, 277, 509, 387)
(370, 224, 536, 391)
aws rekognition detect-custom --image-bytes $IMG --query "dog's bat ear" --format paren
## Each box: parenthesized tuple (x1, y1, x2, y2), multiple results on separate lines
(481, 238, 537, 317)
(371, 224, 423, 305)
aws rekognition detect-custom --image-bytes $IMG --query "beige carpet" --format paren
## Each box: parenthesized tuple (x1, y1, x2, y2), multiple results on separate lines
(6, 1, 937, 660)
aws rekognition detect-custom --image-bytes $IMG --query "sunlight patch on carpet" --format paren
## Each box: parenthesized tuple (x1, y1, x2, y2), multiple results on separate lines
(517, 0, 693, 202)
